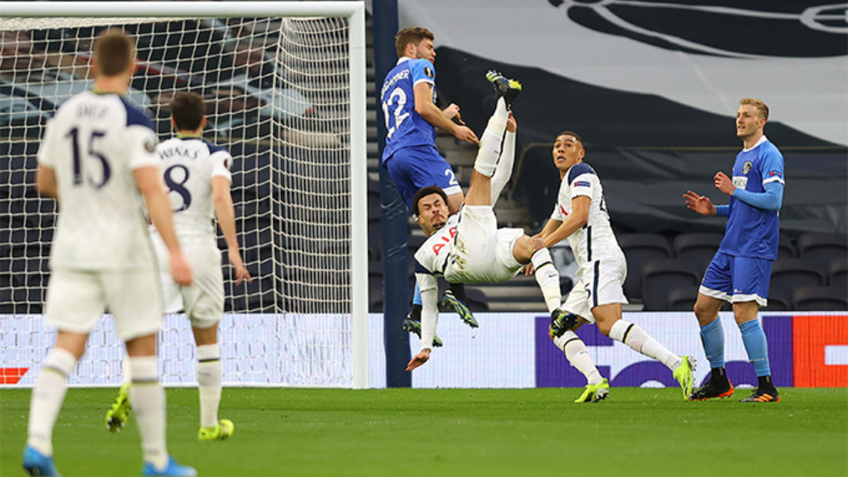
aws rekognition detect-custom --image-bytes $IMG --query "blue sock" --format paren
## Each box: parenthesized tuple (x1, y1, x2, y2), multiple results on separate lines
(413, 283, 422, 306)
(699, 318, 725, 369)
(739, 319, 771, 377)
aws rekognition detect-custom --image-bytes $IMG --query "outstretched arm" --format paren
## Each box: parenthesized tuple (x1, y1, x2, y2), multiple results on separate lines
(134, 166, 192, 286)
(541, 196, 590, 249)
(407, 273, 439, 371)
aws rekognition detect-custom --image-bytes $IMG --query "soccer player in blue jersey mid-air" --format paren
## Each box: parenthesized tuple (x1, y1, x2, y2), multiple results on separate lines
(380, 27, 480, 340)
(684, 97, 785, 403)
(22, 30, 196, 476)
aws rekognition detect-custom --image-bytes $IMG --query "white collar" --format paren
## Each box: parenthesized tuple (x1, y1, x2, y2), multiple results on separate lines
(742, 135, 768, 152)
(396, 56, 413, 65)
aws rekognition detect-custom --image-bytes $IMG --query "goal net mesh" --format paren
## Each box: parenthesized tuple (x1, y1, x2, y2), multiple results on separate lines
(0, 15, 357, 387)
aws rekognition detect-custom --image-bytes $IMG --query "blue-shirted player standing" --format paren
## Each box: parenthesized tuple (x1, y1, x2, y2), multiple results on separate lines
(381, 27, 480, 339)
(684, 97, 785, 403)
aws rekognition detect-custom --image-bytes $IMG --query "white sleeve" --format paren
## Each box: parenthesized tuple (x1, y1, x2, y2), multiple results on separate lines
(550, 202, 565, 222)
(416, 273, 440, 350)
(569, 173, 597, 200)
(36, 118, 57, 168)
(126, 125, 160, 170)
(210, 150, 233, 182)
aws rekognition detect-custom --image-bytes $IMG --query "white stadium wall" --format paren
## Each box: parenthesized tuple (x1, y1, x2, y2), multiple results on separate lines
(3, 312, 846, 388)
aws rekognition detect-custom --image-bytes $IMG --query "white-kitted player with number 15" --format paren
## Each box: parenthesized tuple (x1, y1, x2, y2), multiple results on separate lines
(106, 92, 251, 444)
(24, 29, 196, 477)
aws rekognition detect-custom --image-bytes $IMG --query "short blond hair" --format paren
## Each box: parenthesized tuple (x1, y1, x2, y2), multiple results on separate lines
(739, 98, 769, 120)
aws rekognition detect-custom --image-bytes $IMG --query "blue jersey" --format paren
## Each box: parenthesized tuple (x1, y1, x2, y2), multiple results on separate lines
(719, 137, 785, 260)
(380, 58, 437, 163)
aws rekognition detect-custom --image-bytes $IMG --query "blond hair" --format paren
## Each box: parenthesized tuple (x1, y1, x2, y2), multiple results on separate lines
(739, 98, 769, 120)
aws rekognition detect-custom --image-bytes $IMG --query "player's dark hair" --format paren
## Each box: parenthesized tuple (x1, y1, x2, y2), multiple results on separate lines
(412, 185, 448, 217)
(395, 27, 434, 58)
(94, 29, 135, 77)
(170, 92, 206, 131)
(556, 130, 584, 149)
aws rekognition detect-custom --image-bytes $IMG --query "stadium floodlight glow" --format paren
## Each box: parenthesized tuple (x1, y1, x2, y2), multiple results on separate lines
(0, 2, 369, 389)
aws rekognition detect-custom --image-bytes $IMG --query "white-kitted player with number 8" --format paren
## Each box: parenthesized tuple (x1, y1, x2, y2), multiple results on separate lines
(106, 92, 252, 445)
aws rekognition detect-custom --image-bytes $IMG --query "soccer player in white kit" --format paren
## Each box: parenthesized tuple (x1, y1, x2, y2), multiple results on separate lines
(406, 74, 566, 371)
(23, 30, 196, 476)
(539, 131, 695, 402)
(106, 92, 252, 442)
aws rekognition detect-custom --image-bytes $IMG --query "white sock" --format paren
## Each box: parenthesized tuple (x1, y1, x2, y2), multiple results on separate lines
(197, 343, 222, 428)
(554, 330, 602, 385)
(27, 348, 76, 456)
(128, 356, 168, 470)
(609, 320, 682, 371)
(473, 98, 508, 177)
(530, 248, 562, 313)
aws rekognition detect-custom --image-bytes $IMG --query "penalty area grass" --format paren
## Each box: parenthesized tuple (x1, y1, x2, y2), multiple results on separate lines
(1, 387, 845, 477)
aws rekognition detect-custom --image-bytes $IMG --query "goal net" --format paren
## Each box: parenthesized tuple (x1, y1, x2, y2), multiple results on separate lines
(0, 3, 369, 388)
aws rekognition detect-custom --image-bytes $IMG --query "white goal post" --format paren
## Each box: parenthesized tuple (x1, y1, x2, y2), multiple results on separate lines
(0, 2, 369, 388)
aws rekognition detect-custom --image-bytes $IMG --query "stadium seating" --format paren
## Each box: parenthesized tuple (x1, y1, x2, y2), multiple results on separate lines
(762, 294, 791, 311)
(666, 287, 698, 311)
(617, 233, 672, 301)
(830, 258, 847, 291)
(793, 286, 848, 311)
(641, 259, 701, 311)
(673, 233, 722, 273)
(778, 234, 796, 259)
(769, 258, 825, 307)
(797, 232, 848, 268)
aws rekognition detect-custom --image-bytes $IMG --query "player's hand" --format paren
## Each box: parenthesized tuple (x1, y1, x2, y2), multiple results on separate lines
(443, 103, 465, 125)
(521, 263, 536, 275)
(683, 190, 717, 216)
(170, 252, 193, 286)
(228, 248, 252, 286)
(406, 348, 431, 371)
(714, 171, 735, 196)
(453, 125, 479, 145)
(506, 112, 517, 132)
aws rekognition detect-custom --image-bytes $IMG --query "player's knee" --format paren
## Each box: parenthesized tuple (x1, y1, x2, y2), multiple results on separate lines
(596, 321, 613, 337)
(530, 237, 545, 252)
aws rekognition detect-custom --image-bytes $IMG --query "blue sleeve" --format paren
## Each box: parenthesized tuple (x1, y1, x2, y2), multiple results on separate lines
(732, 181, 784, 211)
(760, 146, 785, 186)
(716, 205, 729, 217)
(408, 59, 436, 86)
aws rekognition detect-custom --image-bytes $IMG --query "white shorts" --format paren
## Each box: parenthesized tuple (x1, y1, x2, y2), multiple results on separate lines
(445, 205, 524, 284)
(154, 236, 224, 330)
(44, 267, 163, 341)
(562, 257, 629, 324)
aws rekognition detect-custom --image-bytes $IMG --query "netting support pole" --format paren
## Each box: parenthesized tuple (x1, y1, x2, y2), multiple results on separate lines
(348, 2, 370, 389)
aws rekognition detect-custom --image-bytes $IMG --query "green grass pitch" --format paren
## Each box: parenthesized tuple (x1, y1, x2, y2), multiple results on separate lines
(2, 387, 846, 477)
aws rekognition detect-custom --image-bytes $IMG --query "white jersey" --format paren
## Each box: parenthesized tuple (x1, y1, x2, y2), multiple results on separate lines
(551, 163, 624, 267)
(153, 136, 232, 243)
(37, 91, 160, 270)
(413, 215, 459, 281)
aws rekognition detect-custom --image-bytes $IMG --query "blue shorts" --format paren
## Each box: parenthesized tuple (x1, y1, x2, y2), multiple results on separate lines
(384, 145, 462, 212)
(699, 251, 772, 307)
